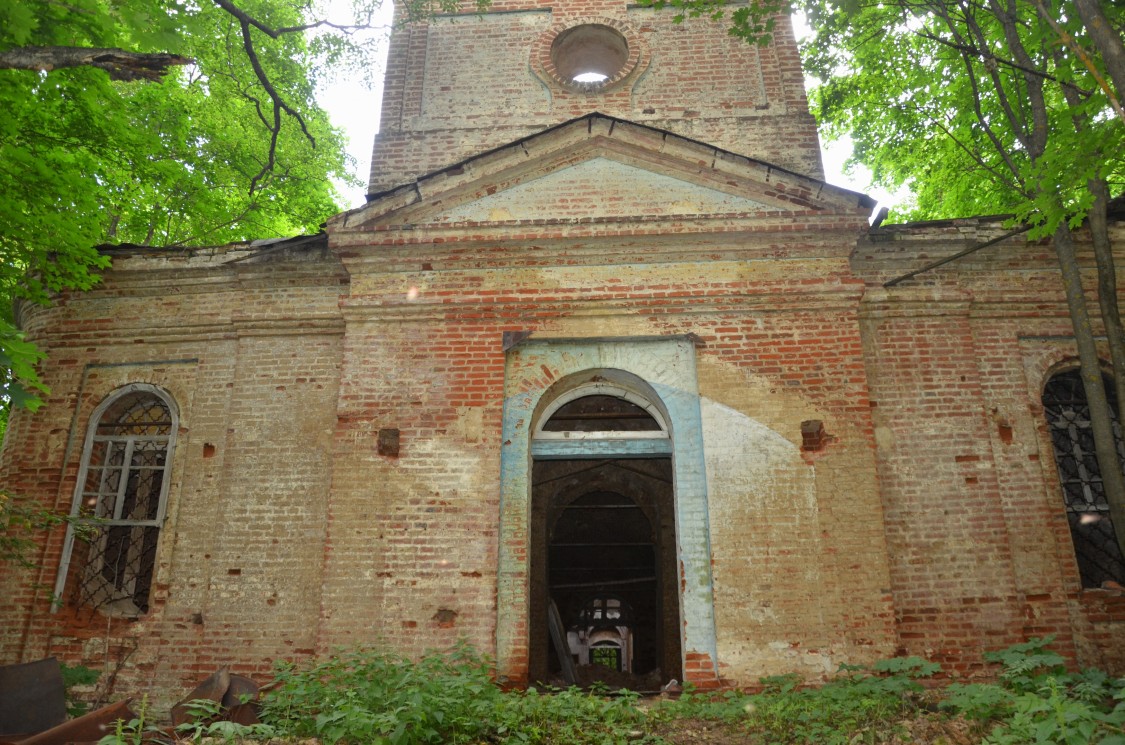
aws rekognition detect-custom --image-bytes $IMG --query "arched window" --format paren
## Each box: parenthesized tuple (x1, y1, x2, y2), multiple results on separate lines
(54, 385, 178, 616)
(531, 383, 671, 459)
(539, 393, 665, 434)
(1042, 369, 1125, 588)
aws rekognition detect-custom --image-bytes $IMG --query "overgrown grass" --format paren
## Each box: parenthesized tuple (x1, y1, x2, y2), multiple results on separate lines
(258, 642, 651, 744)
(649, 639, 1125, 744)
(105, 637, 1124, 745)
(651, 657, 938, 744)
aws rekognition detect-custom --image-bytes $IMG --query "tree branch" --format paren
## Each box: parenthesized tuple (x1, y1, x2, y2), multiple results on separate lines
(913, 29, 1093, 97)
(931, 3, 1025, 181)
(215, 4, 316, 194)
(985, 0, 1049, 158)
(0, 46, 192, 82)
(211, 0, 391, 38)
(1038, 0, 1125, 124)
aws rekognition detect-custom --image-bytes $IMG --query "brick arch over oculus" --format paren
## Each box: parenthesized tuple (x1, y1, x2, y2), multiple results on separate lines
(498, 338, 717, 686)
(530, 17, 648, 95)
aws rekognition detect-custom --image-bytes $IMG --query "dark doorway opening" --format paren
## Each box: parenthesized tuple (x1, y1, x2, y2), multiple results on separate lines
(529, 457, 682, 687)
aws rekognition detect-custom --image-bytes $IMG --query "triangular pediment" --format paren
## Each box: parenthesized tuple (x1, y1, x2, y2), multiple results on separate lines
(429, 157, 776, 223)
(334, 114, 873, 231)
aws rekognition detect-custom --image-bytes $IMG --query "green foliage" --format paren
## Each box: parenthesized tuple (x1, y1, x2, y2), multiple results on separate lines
(986, 678, 1125, 745)
(871, 655, 942, 678)
(802, 0, 1125, 229)
(940, 682, 1016, 722)
(635, 0, 787, 46)
(1, 1, 358, 248)
(77, 641, 1125, 745)
(59, 662, 101, 718)
(0, 0, 364, 413)
(649, 642, 1125, 745)
(940, 637, 1125, 745)
(650, 684, 757, 723)
(491, 686, 652, 744)
(640, 0, 1124, 235)
(261, 643, 652, 745)
(0, 0, 499, 419)
(745, 664, 930, 744)
(652, 658, 937, 744)
(986, 635, 1069, 691)
(0, 491, 66, 568)
(261, 643, 500, 744)
(174, 698, 278, 743)
(96, 696, 155, 745)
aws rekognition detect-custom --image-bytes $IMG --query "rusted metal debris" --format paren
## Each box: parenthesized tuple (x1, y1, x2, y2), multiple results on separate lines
(1, 661, 262, 745)
(0, 658, 67, 740)
(4, 699, 137, 745)
(170, 667, 262, 726)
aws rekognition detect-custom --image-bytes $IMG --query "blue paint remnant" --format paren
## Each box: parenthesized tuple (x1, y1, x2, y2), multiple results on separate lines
(495, 336, 717, 680)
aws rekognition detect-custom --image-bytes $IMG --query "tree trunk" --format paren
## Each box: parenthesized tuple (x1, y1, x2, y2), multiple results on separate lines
(1073, 0, 1125, 107)
(1054, 223, 1125, 561)
(0, 46, 191, 82)
(1087, 178, 1125, 424)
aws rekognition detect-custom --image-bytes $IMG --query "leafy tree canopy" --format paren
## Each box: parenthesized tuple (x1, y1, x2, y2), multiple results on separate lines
(0, 0, 482, 416)
(802, 0, 1125, 229)
(643, 0, 1124, 229)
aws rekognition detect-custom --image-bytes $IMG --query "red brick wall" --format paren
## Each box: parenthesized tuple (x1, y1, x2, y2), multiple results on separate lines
(854, 220, 1125, 674)
(370, 1, 822, 193)
(5, 217, 1125, 707)
(0, 254, 348, 707)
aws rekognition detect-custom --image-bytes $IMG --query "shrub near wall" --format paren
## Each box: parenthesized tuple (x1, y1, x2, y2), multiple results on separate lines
(95, 639, 1125, 745)
(258, 643, 649, 745)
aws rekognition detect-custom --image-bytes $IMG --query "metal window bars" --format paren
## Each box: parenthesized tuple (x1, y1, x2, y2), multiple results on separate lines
(53, 388, 176, 616)
(1043, 370, 1125, 588)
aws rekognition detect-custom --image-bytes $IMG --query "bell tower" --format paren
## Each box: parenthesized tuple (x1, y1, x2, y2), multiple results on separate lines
(368, 0, 824, 194)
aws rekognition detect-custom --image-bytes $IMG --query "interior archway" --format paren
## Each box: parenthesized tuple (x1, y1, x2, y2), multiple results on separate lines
(528, 387, 682, 687)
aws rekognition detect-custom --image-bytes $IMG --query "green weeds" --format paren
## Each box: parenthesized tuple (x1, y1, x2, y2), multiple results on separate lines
(59, 662, 100, 718)
(259, 642, 650, 745)
(652, 657, 935, 744)
(98, 638, 1125, 744)
(939, 636, 1125, 744)
(651, 642, 1125, 744)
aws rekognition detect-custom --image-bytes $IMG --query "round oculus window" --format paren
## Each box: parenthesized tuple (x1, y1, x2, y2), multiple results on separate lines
(550, 24, 630, 86)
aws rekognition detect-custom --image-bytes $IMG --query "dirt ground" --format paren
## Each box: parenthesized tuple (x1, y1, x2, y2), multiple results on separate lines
(646, 714, 985, 744)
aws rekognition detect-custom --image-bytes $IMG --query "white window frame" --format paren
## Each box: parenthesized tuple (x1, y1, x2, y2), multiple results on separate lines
(52, 384, 179, 613)
(532, 383, 670, 441)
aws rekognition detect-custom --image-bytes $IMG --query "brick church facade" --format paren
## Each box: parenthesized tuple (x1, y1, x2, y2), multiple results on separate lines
(2, 0, 1124, 704)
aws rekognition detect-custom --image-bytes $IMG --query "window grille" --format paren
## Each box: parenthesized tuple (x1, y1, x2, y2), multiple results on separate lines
(54, 386, 177, 616)
(1042, 370, 1125, 588)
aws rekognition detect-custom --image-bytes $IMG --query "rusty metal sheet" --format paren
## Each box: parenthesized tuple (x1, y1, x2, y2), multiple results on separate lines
(220, 675, 260, 724)
(0, 658, 66, 738)
(172, 669, 261, 726)
(12, 699, 136, 745)
(170, 668, 231, 726)
(222, 702, 260, 726)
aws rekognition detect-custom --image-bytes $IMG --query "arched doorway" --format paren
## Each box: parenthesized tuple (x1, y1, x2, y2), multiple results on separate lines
(528, 389, 682, 686)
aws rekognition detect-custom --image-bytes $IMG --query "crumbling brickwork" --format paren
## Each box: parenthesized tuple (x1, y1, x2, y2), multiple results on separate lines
(854, 220, 1125, 674)
(369, 1, 821, 193)
(2, 0, 1123, 710)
